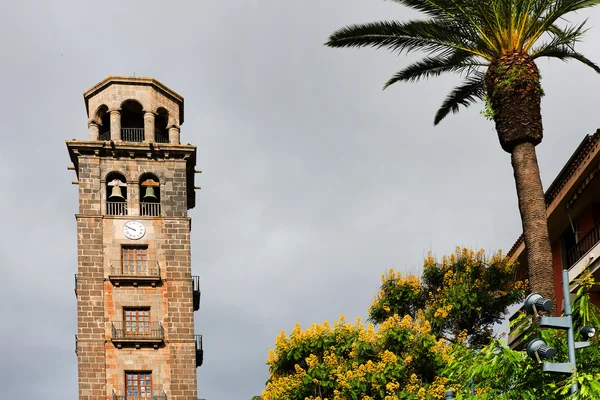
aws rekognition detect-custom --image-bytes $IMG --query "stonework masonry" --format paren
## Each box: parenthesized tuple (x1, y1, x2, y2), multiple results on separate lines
(69, 77, 200, 400)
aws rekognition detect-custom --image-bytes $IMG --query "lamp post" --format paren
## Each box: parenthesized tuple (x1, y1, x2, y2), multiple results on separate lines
(524, 269, 595, 394)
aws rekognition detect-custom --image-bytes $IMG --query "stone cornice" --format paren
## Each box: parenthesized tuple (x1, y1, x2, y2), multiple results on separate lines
(83, 76, 184, 123)
(66, 140, 197, 209)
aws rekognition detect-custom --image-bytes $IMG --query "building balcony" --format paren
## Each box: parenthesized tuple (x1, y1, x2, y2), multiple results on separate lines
(75, 334, 78, 354)
(74, 273, 78, 296)
(568, 220, 600, 268)
(193, 276, 201, 311)
(140, 202, 161, 217)
(111, 321, 164, 348)
(195, 335, 204, 367)
(507, 306, 530, 350)
(112, 389, 167, 400)
(107, 201, 128, 216)
(109, 260, 161, 286)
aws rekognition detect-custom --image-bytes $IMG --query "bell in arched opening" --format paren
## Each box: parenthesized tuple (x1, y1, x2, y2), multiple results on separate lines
(143, 186, 158, 201)
(141, 178, 160, 202)
(107, 179, 127, 201)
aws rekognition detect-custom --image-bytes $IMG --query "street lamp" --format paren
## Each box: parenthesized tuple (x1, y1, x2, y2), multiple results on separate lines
(524, 269, 594, 394)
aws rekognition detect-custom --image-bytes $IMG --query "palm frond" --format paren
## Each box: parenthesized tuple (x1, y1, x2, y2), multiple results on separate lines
(524, 0, 600, 47)
(532, 47, 600, 73)
(386, 0, 456, 19)
(434, 72, 485, 125)
(325, 19, 488, 59)
(383, 51, 486, 88)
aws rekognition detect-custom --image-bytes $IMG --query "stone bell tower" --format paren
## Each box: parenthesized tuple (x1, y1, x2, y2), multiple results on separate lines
(67, 76, 203, 400)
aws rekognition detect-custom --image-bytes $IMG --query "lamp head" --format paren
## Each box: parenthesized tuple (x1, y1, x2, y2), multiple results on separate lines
(581, 326, 596, 339)
(527, 338, 556, 360)
(524, 293, 552, 315)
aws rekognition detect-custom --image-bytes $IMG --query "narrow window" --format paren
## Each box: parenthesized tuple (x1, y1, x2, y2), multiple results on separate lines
(126, 372, 152, 399)
(122, 246, 148, 276)
(124, 308, 150, 336)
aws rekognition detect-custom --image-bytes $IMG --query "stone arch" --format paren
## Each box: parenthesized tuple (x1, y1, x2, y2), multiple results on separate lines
(139, 172, 161, 216)
(105, 171, 128, 215)
(93, 105, 111, 140)
(154, 107, 169, 143)
(120, 100, 144, 141)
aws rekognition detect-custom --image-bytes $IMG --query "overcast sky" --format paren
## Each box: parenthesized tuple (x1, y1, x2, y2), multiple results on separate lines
(2, 1, 600, 399)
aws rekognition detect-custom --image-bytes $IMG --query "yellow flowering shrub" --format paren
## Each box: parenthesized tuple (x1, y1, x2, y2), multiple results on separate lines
(260, 248, 528, 399)
(370, 247, 526, 344)
(262, 314, 448, 400)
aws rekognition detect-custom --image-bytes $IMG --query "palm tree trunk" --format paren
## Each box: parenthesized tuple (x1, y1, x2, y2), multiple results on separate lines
(511, 142, 556, 310)
(485, 52, 556, 311)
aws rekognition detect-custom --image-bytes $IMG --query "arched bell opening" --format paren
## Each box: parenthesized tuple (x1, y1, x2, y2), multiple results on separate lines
(121, 100, 144, 142)
(106, 172, 128, 215)
(155, 108, 169, 143)
(96, 105, 111, 140)
(140, 174, 161, 216)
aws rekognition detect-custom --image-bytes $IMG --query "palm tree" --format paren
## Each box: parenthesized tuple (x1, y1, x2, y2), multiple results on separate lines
(326, 0, 600, 309)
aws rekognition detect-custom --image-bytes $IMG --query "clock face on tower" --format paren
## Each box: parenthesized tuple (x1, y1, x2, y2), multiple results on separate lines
(123, 220, 146, 240)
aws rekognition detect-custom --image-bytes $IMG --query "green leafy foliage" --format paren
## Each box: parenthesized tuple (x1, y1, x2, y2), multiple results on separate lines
(442, 270, 600, 399)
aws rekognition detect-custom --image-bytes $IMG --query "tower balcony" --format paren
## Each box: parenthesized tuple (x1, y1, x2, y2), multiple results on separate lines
(192, 276, 201, 311)
(111, 321, 164, 348)
(106, 201, 128, 216)
(112, 389, 167, 400)
(195, 335, 204, 367)
(98, 128, 170, 143)
(140, 202, 161, 217)
(109, 260, 161, 286)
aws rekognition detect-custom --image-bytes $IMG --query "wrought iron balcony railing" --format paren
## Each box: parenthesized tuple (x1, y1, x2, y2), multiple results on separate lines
(109, 260, 161, 286)
(74, 273, 78, 296)
(112, 389, 167, 400)
(195, 335, 204, 367)
(75, 334, 78, 354)
(155, 130, 169, 143)
(107, 201, 128, 216)
(140, 202, 161, 217)
(567, 219, 600, 267)
(193, 276, 201, 311)
(111, 321, 164, 348)
(121, 127, 145, 142)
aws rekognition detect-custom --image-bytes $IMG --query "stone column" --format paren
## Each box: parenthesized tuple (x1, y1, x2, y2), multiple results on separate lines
(109, 109, 121, 141)
(88, 121, 99, 141)
(144, 111, 155, 143)
(168, 125, 180, 144)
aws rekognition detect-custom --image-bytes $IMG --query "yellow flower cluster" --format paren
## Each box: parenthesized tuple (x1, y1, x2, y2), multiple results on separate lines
(262, 313, 450, 400)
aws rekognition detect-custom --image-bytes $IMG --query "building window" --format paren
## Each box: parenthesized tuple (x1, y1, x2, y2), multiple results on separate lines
(106, 172, 127, 215)
(126, 372, 152, 399)
(122, 247, 148, 275)
(124, 308, 150, 336)
(140, 174, 161, 217)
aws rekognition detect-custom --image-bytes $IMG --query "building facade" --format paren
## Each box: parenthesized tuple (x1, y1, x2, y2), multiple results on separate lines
(67, 76, 203, 399)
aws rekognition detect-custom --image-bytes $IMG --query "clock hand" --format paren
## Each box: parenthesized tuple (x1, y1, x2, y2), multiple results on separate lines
(126, 225, 137, 232)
